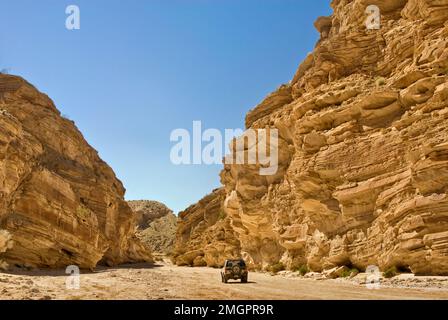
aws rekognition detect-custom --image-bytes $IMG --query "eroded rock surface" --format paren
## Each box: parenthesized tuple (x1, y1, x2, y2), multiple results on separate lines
(0, 75, 152, 269)
(128, 200, 177, 254)
(177, 0, 448, 275)
(173, 189, 241, 267)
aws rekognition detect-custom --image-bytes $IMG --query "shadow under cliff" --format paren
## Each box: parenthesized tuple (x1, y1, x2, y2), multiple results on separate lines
(1, 262, 161, 277)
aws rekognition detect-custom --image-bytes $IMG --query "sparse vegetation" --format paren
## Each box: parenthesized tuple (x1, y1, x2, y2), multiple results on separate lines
(267, 262, 285, 274)
(218, 210, 227, 220)
(383, 266, 398, 278)
(341, 268, 359, 278)
(76, 205, 91, 219)
(350, 268, 359, 277)
(294, 264, 309, 276)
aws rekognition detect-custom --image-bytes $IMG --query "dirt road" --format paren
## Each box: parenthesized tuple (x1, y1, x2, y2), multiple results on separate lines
(0, 262, 447, 300)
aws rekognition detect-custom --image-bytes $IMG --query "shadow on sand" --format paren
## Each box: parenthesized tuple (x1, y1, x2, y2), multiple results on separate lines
(224, 280, 257, 285)
(2, 262, 163, 277)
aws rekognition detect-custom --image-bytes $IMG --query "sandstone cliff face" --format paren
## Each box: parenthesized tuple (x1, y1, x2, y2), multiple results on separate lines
(174, 189, 241, 267)
(128, 200, 177, 254)
(0, 74, 152, 269)
(178, 0, 448, 275)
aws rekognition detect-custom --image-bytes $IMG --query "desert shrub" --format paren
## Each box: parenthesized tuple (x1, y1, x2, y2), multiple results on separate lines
(294, 264, 309, 276)
(268, 262, 285, 274)
(340, 269, 351, 278)
(349, 268, 359, 277)
(76, 205, 91, 218)
(383, 266, 398, 278)
(341, 268, 359, 278)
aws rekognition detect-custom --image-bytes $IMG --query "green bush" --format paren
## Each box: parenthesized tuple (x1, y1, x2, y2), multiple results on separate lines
(383, 266, 398, 278)
(341, 268, 359, 278)
(268, 262, 285, 274)
(295, 264, 309, 276)
(349, 268, 359, 277)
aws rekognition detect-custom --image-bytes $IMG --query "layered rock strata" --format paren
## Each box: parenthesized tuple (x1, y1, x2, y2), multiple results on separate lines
(176, 0, 448, 275)
(173, 189, 241, 267)
(0, 75, 152, 269)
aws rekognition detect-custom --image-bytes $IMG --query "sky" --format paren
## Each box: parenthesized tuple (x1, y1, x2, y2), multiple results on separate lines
(0, 0, 332, 213)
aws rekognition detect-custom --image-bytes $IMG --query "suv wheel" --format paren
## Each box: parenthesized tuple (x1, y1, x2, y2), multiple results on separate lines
(241, 275, 248, 283)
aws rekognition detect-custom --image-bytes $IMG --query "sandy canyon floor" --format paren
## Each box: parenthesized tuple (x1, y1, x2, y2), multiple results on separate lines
(0, 259, 447, 300)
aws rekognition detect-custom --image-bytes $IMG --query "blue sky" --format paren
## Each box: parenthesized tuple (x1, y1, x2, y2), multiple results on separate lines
(0, 0, 332, 213)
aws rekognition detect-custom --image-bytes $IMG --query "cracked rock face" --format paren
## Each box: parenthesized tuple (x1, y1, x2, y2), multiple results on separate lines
(0, 75, 152, 269)
(177, 0, 448, 275)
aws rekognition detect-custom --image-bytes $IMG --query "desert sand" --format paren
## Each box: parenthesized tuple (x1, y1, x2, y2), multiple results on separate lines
(0, 259, 447, 300)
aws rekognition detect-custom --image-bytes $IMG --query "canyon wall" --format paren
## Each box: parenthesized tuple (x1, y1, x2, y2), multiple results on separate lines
(176, 0, 448, 274)
(0, 74, 152, 269)
(173, 189, 241, 267)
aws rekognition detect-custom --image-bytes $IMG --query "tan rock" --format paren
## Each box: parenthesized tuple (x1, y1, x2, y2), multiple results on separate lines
(175, 0, 448, 275)
(314, 16, 333, 39)
(128, 200, 177, 254)
(173, 189, 241, 268)
(0, 75, 152, 269)
(323, 266, 350, 279)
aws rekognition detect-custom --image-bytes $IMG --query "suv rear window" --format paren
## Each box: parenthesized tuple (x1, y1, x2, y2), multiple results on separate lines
(225, 260, 245, 267)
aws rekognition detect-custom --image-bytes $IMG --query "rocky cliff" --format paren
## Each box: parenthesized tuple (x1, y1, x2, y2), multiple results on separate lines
(176, 0, 448, 275)
(173, 189, 241, 267)
(0, 74, 152, 269)
(128, 200, 177, 254)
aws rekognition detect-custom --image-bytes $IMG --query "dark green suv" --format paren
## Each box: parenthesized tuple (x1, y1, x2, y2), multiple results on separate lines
(221, 259, 248, 283)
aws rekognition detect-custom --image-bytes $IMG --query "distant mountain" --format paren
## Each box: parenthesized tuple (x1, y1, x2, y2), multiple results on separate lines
(128, 200, 177, 254)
